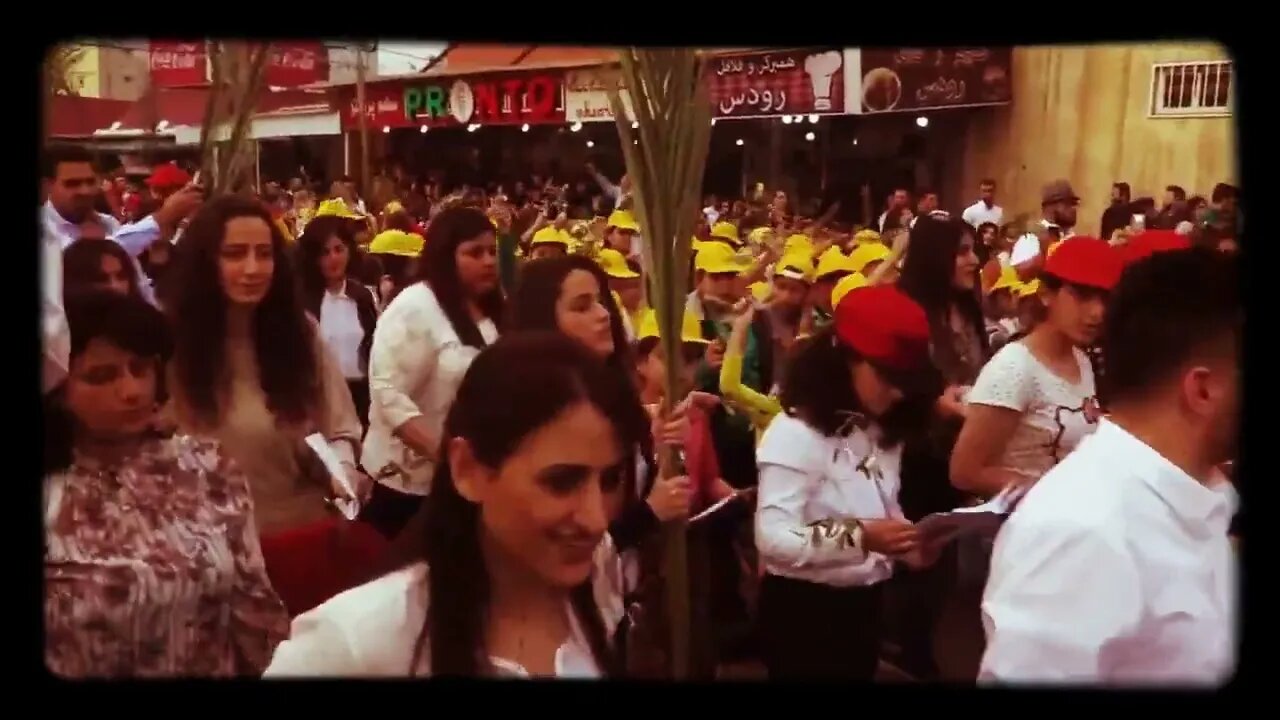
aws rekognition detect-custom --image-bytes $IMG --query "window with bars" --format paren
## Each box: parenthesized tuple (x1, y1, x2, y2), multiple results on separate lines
(1149, 60, 1233, 117)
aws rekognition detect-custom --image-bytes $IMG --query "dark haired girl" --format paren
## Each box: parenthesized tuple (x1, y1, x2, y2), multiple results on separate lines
(295, 215, 378, 429)
(166, 195, 364, 535)
(63, 237, 143, 300)
(755, 284, 943, 679)
(45, 290, 288, 677)
(267, 332, 645, 677)
(361, 205, 504, 538)
(891, 214, 988, 679)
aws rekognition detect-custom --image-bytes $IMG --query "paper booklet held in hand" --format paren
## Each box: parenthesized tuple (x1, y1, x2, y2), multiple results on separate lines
(915, 484, 1028, 550)
(304, 433, 360, 521)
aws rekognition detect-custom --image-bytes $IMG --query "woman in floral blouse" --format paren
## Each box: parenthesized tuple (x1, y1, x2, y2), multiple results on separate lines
(44, 290, 288, 677)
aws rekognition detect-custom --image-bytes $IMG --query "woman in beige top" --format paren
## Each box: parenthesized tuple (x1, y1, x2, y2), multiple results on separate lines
(166, 195, 365, 536)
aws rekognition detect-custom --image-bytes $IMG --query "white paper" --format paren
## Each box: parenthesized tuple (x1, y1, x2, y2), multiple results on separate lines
(916, 484, 1027, 549)
(304, 433, 359, 520)
(689, 487, 756, 524)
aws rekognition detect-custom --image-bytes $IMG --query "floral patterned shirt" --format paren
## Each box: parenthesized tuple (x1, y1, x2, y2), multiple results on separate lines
(44, 434, 290, 678)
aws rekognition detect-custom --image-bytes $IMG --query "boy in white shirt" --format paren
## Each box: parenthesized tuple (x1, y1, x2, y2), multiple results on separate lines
(980, 247, 1239, 685)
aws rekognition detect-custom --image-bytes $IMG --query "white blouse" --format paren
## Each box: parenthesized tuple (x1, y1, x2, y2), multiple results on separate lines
(318, 286, 366, 381)
(755, 413, 906, 588)
(967, 342, 1100, 484)
(361, 282, 499, 496)
(264, 538, 626, 678)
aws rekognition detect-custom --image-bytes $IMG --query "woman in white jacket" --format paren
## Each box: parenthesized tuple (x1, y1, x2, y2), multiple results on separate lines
(266, 333, 649, 677)
(755, 284, 944, 679)
(361, 206, 504, 538)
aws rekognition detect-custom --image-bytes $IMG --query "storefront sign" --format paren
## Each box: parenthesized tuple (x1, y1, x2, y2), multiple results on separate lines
(705, 48, 848, 118)
(564, 68, 634, 123)
(339, 71, 566, 130)
(266, 41, 329, 87)
(149, 41, 208, 88)
(858, 47, 1012, 113)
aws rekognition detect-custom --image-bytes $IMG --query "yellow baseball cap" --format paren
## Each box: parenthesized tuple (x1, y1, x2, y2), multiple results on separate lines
(783, 233, 813, 256)
(853, 228, 883, 247)
(815, 246, 856, 280)
(848, 243, 891, 274)
(694, 242, 751, 275)
(597, 248, 639, 279)
(710, 221, 740, 245)
(1017, 279, 1041, 298)
(532, 226, 569, 247)
(368, 230, 423, 257)
(636, 308, 709, 345)
(315, 198, 362, 219)
(774, 252, 816, 283)
(607, 210, 640, 232)
(830, 272, 870, 308)
(749, 281, 772, 302)
(987, 266, 1021, 295)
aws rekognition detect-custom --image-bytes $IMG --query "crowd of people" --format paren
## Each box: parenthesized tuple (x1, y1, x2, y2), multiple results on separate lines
(41, 139, 1240, 684)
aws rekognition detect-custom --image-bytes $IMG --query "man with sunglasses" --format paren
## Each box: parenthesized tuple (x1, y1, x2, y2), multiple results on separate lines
(1011, 179, 1080, 282)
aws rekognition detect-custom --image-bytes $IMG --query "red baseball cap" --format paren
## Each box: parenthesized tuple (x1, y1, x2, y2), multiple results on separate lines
(146, 163, 191, 190)
(1118, 230, 1192, 266)
(1043, 236, 1123, 291)
(834, 284, 941, 396)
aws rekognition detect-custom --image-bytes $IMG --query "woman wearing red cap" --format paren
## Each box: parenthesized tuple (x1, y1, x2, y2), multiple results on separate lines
(950, 236, 1121, 498)
(754, 284, 943, 679)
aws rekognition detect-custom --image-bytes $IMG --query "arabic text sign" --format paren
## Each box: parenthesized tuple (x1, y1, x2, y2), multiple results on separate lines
(338, 71, 566, 130)
(705, 48, 846, 118)
(564, 68, 634, 123)
(859, 47, 1012, 113)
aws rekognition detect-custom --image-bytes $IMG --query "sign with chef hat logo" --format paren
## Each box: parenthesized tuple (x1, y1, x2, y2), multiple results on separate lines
(704, 47, 856, 118)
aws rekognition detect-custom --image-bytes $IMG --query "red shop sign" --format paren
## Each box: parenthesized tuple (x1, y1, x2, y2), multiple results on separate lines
(705, 48, 846, 118)
(149, 41, 208, 88)
(266, 41, 329, 87)
(339, 71, 566, 130)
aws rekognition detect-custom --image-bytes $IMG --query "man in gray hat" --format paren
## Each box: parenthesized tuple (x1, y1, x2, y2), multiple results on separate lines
(1011, 179, 1080, 280)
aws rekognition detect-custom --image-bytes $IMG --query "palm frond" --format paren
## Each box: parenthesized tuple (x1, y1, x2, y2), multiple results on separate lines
(607, 47, 713, 681)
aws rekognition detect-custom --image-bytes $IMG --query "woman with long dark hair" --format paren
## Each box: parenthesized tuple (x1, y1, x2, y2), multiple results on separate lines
(266, 333, 647, 677)
(63, 237, 143, 300)
(361, 206, 503, 538)
(888, 214, 987, 679)
(508, 255, 695, 540)
(166, 195, 364, 536)
(755, 284, 942, 679)
(509, 255, 733, 671)
(295, 215, 379, 430)
(46, 290, 287, 677)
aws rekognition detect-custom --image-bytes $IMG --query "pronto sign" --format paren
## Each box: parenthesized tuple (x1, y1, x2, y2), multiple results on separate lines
(338, 70, 566, 130)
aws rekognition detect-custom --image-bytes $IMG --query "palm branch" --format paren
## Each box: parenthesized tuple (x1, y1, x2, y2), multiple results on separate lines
(608, 48, 713, 680)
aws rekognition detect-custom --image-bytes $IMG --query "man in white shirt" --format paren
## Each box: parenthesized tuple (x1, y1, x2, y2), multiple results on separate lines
(42, 147, 202, 298)
(877, 187, 911, 233)
(981, 247, 1239, 686)
(41, 145, 201, 391)
(961, 178, 1004, 230)
(1010, 179, 1079, 281)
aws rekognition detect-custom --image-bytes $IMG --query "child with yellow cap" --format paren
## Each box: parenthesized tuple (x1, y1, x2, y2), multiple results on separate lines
(528, 225, 570, 260)
(983, 266, 1022, 352)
